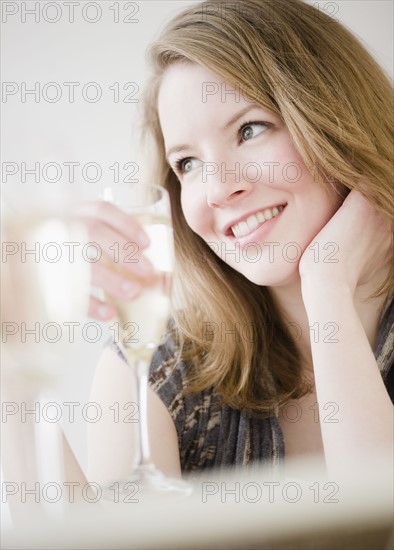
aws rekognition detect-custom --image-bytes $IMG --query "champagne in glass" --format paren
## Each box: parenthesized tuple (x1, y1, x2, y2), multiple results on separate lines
(101, 183, 192, 498)
(109, 212, 173, 363)
(2, 213, 89, 385)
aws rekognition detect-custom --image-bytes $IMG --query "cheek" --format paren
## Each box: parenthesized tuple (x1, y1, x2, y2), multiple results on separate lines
(180, 187, 206, 236)
(278, 146, 310, 188)
(245, 138, 307, 191)
(290, 183, 342, 250)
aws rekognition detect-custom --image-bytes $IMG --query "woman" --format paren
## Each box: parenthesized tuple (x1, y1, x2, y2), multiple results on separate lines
(85, 0, 393, 483)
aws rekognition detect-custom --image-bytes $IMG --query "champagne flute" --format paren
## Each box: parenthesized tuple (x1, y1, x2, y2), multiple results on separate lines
(101, 183, 192, 498)
(1, 203, 90, 520)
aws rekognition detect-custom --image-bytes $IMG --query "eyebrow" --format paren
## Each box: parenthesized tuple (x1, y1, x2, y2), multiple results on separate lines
(221, 104, 258, 132)
(165, 104, 260, 162)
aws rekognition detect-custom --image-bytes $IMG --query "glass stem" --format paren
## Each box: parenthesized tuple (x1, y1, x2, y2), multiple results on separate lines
(134, 360, 151, 466)
(34, 388, 65, 518)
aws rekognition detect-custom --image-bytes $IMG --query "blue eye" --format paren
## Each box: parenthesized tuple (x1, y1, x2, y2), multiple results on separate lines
(239, 121, 271, 142)
(174, 157, 200, 176)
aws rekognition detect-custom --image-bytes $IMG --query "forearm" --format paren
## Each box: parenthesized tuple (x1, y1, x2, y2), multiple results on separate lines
(302, 282, 393, 474)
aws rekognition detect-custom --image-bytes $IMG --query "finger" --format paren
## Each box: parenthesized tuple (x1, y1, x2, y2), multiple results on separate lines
(83, 222, 154, 278)
(76, 201, 150, 248)
(88, 296, 117, 321)
(90, 262, 143, 300)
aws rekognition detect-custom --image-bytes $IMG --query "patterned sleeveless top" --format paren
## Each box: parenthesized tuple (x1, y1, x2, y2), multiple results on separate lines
(113, 292, 394, 475)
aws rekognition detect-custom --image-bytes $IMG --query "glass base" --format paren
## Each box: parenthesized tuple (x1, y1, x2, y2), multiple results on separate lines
(130, 464, 193, 496)
(102, 464, 193, 505)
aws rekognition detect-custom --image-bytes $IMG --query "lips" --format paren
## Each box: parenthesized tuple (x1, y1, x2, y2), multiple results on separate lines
(223, 204, 287, 238)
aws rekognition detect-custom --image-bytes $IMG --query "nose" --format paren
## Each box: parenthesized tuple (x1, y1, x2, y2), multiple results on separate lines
(204, 160, 253, 208)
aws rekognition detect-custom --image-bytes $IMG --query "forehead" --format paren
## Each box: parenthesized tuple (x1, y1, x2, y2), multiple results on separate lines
(158, 62, 229, 101)
(158, 63, 253, 141)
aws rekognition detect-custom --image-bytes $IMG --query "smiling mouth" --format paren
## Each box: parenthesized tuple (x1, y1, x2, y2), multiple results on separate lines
(230, 205, 286, 238)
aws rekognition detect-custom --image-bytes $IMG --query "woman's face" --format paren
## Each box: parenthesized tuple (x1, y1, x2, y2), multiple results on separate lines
(158, 63, 342, 287)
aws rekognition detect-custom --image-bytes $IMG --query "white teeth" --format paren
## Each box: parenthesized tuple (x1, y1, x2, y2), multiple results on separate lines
(238, 221, 249, 234)
(230, 205, 284, 238)
(246, 214, 260, 230)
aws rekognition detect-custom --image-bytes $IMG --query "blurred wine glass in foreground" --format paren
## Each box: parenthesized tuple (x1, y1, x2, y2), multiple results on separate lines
(1, 197, 90, 520)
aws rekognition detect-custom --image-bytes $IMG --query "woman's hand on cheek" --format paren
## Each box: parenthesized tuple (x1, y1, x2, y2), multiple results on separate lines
(298, 189, 392, 298)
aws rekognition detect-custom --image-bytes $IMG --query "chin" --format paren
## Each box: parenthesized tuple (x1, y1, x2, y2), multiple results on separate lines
(229, 258, 301, 288)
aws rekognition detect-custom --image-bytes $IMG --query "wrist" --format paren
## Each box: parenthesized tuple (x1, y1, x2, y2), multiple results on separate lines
(300, 276, 354, 309)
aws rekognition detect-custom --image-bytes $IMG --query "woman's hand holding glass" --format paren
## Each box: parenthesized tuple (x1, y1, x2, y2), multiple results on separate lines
(75, 199, 154, 322)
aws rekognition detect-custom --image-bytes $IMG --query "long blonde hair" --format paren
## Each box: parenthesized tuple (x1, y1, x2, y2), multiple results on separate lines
(142, 0, 393, 413)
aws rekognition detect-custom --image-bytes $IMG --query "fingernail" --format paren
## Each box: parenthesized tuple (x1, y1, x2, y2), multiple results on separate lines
(134, 258, 153, 276)
(138, 232, 150, 248)
(121, 280, 141, 297)
(98, 305, 111, 319)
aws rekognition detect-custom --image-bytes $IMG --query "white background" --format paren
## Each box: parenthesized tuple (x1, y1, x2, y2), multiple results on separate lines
(1, 0, 393, 476)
